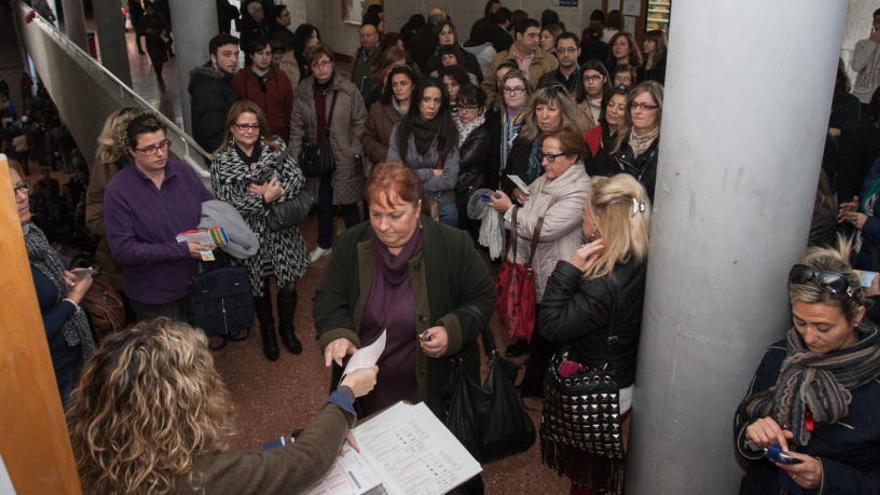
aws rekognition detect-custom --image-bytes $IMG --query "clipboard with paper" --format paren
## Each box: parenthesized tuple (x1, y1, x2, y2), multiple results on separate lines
(303, 401, 482, 495)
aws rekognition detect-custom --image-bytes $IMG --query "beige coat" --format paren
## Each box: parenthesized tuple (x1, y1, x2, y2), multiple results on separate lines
(504, 162, 590, 302)
(85, 159, 125, 289)
(290, 73, 367, 205)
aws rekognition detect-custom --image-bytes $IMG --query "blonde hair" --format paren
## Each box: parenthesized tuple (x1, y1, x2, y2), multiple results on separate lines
(67, 318, 235, 494)
(583, 174, 651, 280)
(789, 235, 867, 322)
(95, 108, 144, 164)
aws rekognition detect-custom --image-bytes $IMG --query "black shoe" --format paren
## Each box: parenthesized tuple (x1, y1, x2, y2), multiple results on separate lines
(505, 339, 530, 358)
(254, 295, 279, 361)
(277, 287, 302, 355)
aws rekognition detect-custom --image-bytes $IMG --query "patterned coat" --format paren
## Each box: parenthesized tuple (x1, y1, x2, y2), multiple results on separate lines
(210, 138, 309, 297)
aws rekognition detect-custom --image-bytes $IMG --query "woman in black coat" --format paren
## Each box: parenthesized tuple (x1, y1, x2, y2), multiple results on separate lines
(608, 81, 663, 201)
(734, 241, 880, 494)
(539, 174, 651, 494)
(139, 4, 170, 91)
(454, 84, 493, 237)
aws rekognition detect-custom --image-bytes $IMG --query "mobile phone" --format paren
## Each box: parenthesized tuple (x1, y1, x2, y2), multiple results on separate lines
(766, 444, 803, 465)
(480, 195, 492, 203)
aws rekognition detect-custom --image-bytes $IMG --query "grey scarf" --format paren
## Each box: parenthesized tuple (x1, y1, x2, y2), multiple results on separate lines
(740, 323, 880, 446)
(24, 223, 96, 358)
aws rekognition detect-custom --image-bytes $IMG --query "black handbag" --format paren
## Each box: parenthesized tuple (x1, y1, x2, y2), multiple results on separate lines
(444, 306, 536, 464)
(262, 147, 315, 231)
(300, 90, 338, 178)
(188, 254, 254, 350)
(540, 279, 625, 462)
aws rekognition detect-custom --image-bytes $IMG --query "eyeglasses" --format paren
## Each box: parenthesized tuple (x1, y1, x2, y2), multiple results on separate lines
(540, 152, 567, 163)
(789, 264, 855, 299)
(234, 123, 260, 131)
(134, 139, 171, 155)
(503, 86, 526, 95)
(458, 104, 479, 112)
(312, 59, 332, 69)
(630, 101, 659, 111)
(13, 180, 30, 195)
(583, 74, 604, 82)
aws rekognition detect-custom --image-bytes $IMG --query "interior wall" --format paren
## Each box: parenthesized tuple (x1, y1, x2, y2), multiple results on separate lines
(841, 0, 876, 79)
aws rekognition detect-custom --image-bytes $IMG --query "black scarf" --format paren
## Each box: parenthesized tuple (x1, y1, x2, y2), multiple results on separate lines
(411, 115, 439, 155)
(234, 139, 263, 168)
(740, 323, 880, 446)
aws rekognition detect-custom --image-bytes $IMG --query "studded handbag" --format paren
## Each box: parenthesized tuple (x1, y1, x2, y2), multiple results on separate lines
(540, 279, 625, 461)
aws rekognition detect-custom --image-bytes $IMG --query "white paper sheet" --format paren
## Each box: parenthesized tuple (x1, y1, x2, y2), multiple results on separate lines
(304, 443, 385, 495)
(623, 15, 637, 35)
(342, 330, 386, 378)
(355, 402, 482, 495)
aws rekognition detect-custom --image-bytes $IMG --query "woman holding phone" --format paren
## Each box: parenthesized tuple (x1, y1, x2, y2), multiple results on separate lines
(10, 160, 95, 405)
(734, 239, 880, 493)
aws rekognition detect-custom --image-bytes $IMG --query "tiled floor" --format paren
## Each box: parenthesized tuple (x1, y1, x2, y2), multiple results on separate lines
(121, 30, 571, 494)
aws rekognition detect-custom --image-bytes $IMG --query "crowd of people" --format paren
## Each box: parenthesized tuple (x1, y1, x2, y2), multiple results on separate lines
(11, 1, 880, 494)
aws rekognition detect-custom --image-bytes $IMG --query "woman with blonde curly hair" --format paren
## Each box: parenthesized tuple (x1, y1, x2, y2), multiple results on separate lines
(538, 174, 651, 495)
(85, 107, 144, 290)
(67, 317, 377, 494)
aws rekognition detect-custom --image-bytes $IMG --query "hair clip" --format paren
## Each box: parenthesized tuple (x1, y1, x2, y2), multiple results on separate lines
(631, 198, 646, 216)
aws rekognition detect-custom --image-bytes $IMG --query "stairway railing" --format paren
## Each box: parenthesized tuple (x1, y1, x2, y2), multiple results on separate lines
(12, 1, 212, 182)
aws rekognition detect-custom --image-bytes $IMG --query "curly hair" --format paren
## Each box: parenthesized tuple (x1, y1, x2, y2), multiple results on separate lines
(67, 318, 235, 494)
(95, 107, 144, 164)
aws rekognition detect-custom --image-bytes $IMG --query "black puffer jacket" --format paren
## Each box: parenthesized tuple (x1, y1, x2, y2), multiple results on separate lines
(539, 259, 647, 388)
(188, 64, 239, 153)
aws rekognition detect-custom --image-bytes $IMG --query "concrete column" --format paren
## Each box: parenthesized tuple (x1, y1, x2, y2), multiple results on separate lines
(59, 0, 87, 50)
(168, 1, 219, 133)
(625, 1, 846, 494)
(93, 0, 132, 86)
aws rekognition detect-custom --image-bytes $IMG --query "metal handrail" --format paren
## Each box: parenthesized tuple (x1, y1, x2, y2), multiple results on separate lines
(15, 1, 213, 175)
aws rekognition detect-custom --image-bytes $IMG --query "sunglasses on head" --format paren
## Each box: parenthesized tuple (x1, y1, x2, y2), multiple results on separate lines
(788, 264, 855, 299)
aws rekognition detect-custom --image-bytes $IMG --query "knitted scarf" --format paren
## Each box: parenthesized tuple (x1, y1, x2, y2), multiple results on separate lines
(628, 126, 659, 158)
(740, 323, 880, 446)
(24, 223, 96, 358)
(455, 111, 486, 147)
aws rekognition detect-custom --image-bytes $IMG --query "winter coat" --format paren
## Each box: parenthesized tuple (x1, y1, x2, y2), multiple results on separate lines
(313, 218, 495, 417)
(836, 119, 880, 201)
(85, 157, 129, 289)
(734, 329, 880, 494)
(189, 64, 239, 153)
(210, 138, 309, 297)
(362, 101, 403, 165)
(481, 47, 559, 107)
(466, 17, 513, 53)
(539, 259, 647, 388)
(171, 404, 354, 495)
(854, 158, 880, 271)
(387, 122, 460, 202)
(290, 74, 367, 205)
(351, 47, 379, 95)
(583, 123, 617, 178)
(455, 123, 492, 199)
(232, 67, 294, 140)
(503, 163, 591, 302)
(501, 135, 536, 197)
(610, 136, 659, 202)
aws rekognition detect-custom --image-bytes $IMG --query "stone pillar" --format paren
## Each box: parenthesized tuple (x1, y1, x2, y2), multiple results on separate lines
(93, 0, 132, 86)
(168, 1, 219, 133)
(59, 0, 87, 50)
(625, 1, 847, 494)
